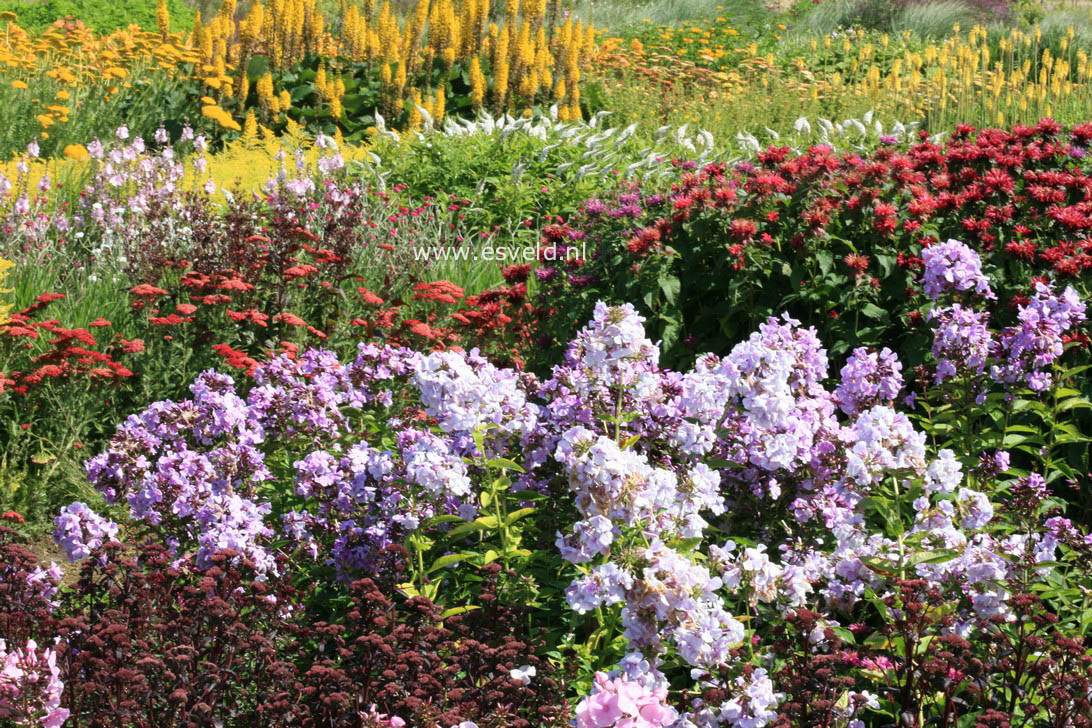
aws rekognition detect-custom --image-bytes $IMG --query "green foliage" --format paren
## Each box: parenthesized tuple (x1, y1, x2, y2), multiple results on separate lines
(0, 0, 195, 33)
(0, 63, 195, 160)
(568, 0, 772, 35)
(890, 0, 980, 37)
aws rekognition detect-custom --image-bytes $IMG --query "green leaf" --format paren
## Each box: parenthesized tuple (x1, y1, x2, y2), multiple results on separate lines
(428, 552, 478, 573)
(480, 490, 493, 508)
(859, 555, 898, 578)
(860, 303, 888, 321)
(486, 457, 525, 473)
(863, 632, 891, 650)
(658, 274, 680, 306)
(621, 434, 641, 450)
(483, 549, 499, 564)
(445, 520, 489, 539)
(1057, 397, 1092, 413)
(504, 507, 535, 526)
(906, 549, 960, 567)
(440, 605, 481, 618)
(426, 515, 464, 527)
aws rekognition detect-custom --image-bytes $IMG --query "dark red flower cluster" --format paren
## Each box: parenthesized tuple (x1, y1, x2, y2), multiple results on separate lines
(0, 529, 571, 727)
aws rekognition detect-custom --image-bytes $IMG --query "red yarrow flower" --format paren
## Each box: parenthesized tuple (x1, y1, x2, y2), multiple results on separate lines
(274, 312, 307, 326)
(130, 284, 168, 297)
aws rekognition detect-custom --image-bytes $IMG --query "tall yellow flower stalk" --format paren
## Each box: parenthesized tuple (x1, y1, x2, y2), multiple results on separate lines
(0, 258, 12, 329)
(493, 24, 510, 110)
(469, 54, 485, 108)
(156, 0, 170, 40)
(0, 0, 600, 136)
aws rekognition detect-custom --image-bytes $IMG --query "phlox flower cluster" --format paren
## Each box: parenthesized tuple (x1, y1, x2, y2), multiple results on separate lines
(921, 239, 995, 300)
(81, 370, 275, 571)
(677, 668, 781, 728)
(52, 502, 119, 562)
(535, 302, 663, 432)
(920, 246, 1086, 394)
(833, 347, 903, 416)
(0, 639, 69, 727)
(574, 671, 678, 728)
(71, 341, 490, 578)
(533, 299, 1081, 719)
(991, 281, 1087, 391)
(66, 275, 1089, 726)
(413, 348, 539, 447)
(709, 314, 836, 480)
(927, 304, 992, 386)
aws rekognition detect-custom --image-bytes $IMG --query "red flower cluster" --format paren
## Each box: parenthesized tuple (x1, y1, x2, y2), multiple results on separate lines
(610, 118, 1092, 279)
(531, 119, 1092, 367)
(1, 294, 138, 394)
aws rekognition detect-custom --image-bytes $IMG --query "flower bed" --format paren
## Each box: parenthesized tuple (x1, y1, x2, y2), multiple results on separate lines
(4, 235, 1092, 724)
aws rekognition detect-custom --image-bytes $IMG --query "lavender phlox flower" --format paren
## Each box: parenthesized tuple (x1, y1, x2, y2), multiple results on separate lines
(399, 429, 472, 498)
(844, 406, 926, 485)
(975, 450, 1010, 480)
(921, 239, 995, 300)
(679, 667, 781, 728)
(566, 562, 633, 614)
(991, 282, 1086, 392)
(928, 304, 992, 385)
(248, 350, 352, 440)
(554, 427, 680, 530)
(413, 348, 538, 443)
(1006, 472, 1050, 511)
(53, 502, 119, 562)
(924, 449, 962, 494)
(833, 347, 903, 416)
(193, 494, 275, 573)
(563, 302, 662, 400)
(24, 564, 63, 611)
(556, 515, 615, 563)
(711, 314, 836, 473)
(956, 488, 994, 530)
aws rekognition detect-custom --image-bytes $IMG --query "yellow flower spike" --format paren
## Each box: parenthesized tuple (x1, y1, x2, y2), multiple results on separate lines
(243, 109, 258, 142)
(11, 80, 26, 89)
(394, 59, 406, 93)
(156, 0, 170, 39)
(469, 54, 485, 108)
